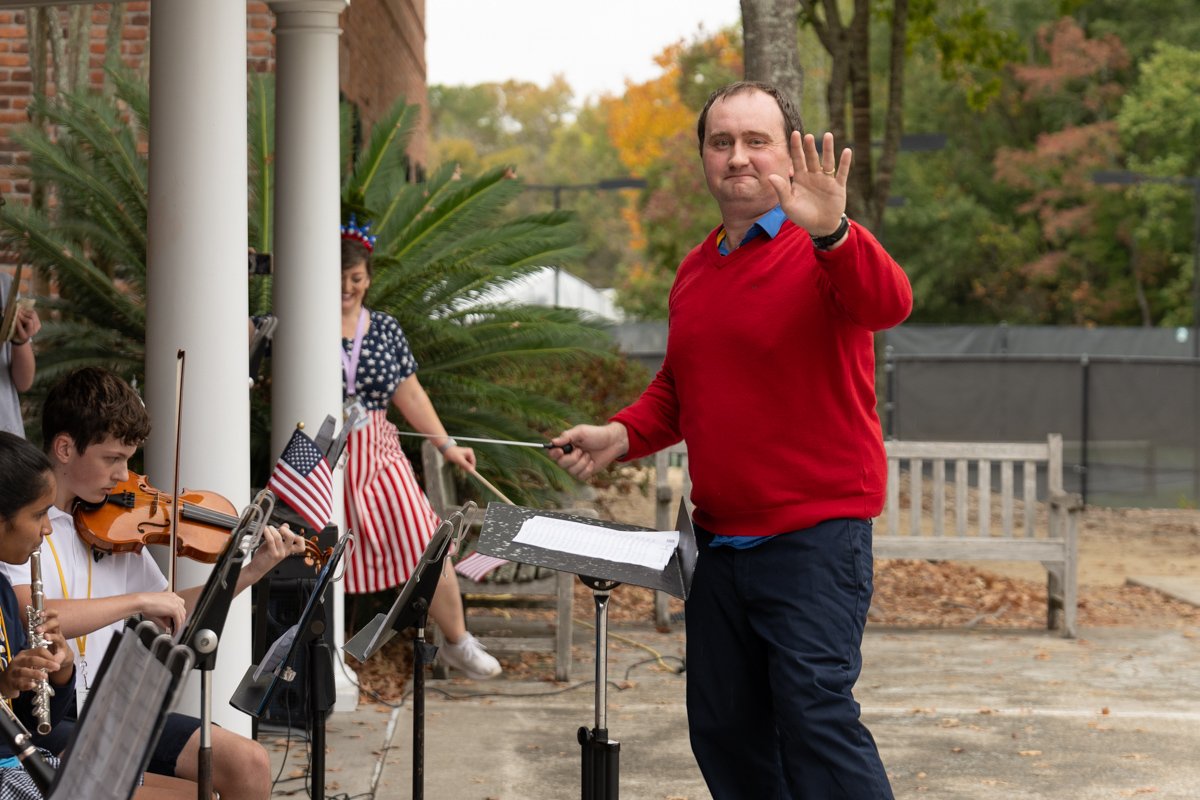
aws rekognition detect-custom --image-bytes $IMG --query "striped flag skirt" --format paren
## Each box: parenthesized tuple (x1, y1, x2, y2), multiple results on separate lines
(343, 409, 442, 594)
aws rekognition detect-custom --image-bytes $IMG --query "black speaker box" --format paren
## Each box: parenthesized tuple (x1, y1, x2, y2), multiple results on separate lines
(250, 521, 339, 731)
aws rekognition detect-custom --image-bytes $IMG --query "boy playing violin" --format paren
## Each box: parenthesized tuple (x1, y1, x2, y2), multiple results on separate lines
(0, 367, 307, 800)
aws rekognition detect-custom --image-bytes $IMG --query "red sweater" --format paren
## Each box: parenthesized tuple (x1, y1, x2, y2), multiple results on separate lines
(612, 219, 912, 536)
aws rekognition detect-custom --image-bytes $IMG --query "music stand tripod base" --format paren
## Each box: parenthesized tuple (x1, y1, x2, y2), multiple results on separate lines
(475, 503, 698, 800)
(578, 575, 621, 800)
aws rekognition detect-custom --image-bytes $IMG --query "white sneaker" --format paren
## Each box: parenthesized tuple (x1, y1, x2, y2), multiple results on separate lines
(438, 632, 502, 679)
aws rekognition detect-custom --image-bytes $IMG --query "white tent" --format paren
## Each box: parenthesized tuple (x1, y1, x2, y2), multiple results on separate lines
(489, 267, 624, 322)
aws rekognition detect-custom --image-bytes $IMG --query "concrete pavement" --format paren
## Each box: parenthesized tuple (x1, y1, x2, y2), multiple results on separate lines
(265, 618, 1200, 799)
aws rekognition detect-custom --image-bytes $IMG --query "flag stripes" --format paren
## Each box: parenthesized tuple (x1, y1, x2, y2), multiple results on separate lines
(344, 411, 442, 594)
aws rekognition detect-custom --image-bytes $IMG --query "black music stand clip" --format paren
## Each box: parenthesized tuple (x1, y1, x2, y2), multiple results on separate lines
(342, 503, 475, 800)
(475, 501, 696, 800)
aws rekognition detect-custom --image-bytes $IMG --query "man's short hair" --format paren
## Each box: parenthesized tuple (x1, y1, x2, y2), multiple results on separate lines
(42, 366, 151, 454)
(696, 81, 804, 156)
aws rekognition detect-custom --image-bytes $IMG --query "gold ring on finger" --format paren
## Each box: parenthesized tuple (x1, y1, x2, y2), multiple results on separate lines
(822, 169, 836, 176)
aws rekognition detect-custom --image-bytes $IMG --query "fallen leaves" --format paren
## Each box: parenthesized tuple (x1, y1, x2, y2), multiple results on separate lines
(870, 559, 1200, 630)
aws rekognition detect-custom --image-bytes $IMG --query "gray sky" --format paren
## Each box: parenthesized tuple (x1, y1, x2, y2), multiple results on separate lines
(426, 1, 741, 104)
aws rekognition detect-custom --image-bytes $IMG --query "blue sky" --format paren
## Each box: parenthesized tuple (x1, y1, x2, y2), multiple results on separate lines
(426, 1, 741, 104)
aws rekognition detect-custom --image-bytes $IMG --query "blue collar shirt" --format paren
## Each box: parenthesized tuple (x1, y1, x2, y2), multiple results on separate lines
(715, 205, 788, 255)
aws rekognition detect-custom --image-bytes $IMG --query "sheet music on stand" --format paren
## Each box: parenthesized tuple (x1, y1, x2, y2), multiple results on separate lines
(48, 620, 194, 800)
(476, 502, 697, 598)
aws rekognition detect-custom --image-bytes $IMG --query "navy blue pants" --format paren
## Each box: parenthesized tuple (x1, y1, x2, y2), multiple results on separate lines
(685, 518, 893, 799)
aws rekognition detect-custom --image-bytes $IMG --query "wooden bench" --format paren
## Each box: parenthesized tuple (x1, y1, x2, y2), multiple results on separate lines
(877, 433, 1083, 637)
(654, 434, 1083, 637)
(421, 440, 575, 681)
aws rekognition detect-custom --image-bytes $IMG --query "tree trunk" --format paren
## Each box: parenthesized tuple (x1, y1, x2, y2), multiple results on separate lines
(103, 3, 128, 95)
(800, 0, 920, 233)
(741, 0, 805, 114)
(25, 7, 51, 297)
(847, 0, 872, 224)
(26, 4, 116, 295)
(872, 0, 909, 237)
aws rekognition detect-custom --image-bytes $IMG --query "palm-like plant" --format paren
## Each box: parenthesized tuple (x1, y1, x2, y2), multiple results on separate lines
(340, 100, 616, 503)
(3, 72, 621, 503)
(0, 72, 150, 439)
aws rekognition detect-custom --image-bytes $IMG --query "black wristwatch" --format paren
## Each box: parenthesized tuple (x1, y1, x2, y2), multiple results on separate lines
(810, 214, 850, 251)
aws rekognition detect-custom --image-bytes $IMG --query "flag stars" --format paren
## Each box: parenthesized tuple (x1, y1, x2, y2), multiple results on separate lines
(340, 309, 419, 412)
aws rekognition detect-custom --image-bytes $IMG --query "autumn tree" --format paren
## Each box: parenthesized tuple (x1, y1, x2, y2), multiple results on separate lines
(989, 18, 1134, 324)
(428, 77, 575, 182)
(1110, 42, 1200, 328)
(796, 0, 1023, 232)
(608, 30, 743, 318)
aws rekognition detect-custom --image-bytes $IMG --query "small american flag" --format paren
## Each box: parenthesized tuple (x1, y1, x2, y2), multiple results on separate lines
(454, 551, 509, 582)
(268, 427, 335, 532)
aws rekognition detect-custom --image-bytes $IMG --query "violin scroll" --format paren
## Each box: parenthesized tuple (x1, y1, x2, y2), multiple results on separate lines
(301, 536, 332, 568)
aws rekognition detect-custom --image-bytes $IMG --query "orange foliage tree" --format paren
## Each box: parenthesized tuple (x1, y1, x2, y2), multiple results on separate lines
(991, 18, 1148, 325)
(606, 30, 743, 319)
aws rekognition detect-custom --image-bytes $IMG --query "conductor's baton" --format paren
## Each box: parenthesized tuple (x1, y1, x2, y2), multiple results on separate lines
(397, 431, 574, 454)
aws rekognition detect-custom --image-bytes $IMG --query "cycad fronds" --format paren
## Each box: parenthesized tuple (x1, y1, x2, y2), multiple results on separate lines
(346, 97, 624, 504)
(5, 76, 633, 502)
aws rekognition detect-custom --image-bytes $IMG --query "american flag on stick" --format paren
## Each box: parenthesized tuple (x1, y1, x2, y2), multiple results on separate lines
(454, 551, 509, 582)
(267, 427, 335, 531)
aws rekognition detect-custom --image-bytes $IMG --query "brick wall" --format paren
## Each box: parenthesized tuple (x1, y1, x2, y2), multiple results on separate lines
(340, 0, 428, 172)
(0, 0, 426, 210)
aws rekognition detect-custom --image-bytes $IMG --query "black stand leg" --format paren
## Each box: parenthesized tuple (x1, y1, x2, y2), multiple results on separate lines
(578, 577, 620, 800)
(306, 607, 336, 800)
(192, 630, 219, 800)
(411, 597, 433, 800)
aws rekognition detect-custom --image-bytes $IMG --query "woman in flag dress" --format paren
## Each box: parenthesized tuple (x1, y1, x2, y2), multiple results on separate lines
(339, 220, 501, 680)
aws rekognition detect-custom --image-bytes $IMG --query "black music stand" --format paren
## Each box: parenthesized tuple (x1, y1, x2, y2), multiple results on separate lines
(343, 505, 473, 800)
(476, 501, 696, 800)
(0, 619, 196, 800)
(230, 532, 350, 800)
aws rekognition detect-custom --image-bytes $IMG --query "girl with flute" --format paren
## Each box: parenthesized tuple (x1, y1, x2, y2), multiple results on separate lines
(0, 431, 73, 798)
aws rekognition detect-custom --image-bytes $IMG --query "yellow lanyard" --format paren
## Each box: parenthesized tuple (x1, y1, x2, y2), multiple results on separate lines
(45, 535, 90, 662)
(0, 597, 11, 709)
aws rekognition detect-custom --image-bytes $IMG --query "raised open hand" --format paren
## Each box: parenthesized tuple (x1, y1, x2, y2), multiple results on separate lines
(766, 131, 851, 237)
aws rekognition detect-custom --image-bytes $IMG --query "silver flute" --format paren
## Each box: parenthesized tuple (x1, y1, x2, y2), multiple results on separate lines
(26, 550, 54, 735)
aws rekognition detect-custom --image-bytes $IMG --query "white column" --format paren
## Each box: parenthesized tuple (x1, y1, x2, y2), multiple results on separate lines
(144, 0, 250, 732)
(268, 0, 355, 712)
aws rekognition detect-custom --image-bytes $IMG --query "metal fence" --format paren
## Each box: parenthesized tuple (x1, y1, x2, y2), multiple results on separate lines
(610, 322, 1200, 508)
(884, 351, 1200, 508)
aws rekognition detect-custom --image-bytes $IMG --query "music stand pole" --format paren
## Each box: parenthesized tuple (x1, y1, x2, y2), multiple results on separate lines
(306, 602, 336, 800)
(192, 629, 219, 800)
(578, 576, 620, 800)
(411, 596, 436, 800)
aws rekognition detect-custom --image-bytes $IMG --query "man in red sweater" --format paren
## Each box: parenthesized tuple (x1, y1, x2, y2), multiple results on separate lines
(551, 81, 911, 798)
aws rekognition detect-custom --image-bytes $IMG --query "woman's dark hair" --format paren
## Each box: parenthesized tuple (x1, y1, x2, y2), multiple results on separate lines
(0, 431, 53, 522)
(341, 238, 373, 277)
(696, 81, 804, 156)
(41, 366, 151, 454)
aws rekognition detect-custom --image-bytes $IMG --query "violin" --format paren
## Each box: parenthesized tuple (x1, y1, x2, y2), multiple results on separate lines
(73, 472, 328, 567)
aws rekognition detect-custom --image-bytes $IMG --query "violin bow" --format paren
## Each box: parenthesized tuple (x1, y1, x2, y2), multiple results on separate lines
(168, 349, 186, 592)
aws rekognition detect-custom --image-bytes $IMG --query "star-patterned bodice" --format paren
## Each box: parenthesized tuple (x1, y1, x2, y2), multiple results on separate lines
(343, 309, 417, 409)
